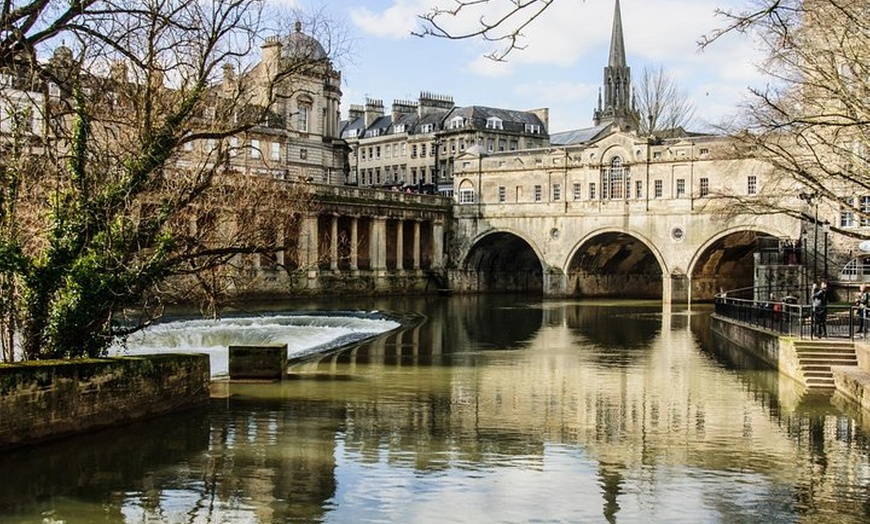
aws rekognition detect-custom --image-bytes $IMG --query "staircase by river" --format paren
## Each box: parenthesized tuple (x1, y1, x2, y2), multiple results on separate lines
(794, 340, 859, 389)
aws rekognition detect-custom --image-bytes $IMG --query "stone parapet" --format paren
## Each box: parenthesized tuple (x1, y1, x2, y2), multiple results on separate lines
(0, 354, 210, 450)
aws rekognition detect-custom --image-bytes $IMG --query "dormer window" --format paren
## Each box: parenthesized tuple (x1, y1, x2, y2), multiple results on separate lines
(394, 124, 405, 134)
(525, 123, 542, 134)
(486, 117, 503, 130)
(421, 123, 435, 133)
(369, 128, 380, 137)
(448, 116, 466, 130)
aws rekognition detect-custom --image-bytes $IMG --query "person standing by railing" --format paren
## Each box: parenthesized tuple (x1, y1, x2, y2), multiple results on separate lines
(812, 281, 828, 338)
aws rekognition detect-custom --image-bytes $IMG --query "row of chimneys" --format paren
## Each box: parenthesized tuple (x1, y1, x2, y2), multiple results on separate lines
(348, 93, 457, 128)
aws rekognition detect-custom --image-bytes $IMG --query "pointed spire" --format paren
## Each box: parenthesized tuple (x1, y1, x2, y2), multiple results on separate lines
(608, 0, 627, 69)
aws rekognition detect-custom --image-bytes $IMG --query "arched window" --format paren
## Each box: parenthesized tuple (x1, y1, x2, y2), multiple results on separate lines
(458, 179, 476, 204)
(602, 156, 630, 200)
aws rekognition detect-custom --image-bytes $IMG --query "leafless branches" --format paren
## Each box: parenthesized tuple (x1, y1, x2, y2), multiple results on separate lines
(635, 65, 696, 135)
(413, 0, 561, 61)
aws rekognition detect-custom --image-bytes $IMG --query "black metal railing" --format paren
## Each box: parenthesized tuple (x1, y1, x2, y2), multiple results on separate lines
(714, 290, 864, 340)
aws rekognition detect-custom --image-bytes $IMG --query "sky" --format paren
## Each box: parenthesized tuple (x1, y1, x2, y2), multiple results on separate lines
(282, 0, 768, 133)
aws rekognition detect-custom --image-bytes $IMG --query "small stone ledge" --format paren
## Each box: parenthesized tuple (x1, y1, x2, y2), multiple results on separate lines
(832, 365, 870, 413)
(228, 344, 287, 380)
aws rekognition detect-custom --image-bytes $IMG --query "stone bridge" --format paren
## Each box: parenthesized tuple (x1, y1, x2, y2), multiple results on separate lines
(447, 132, 802, 303)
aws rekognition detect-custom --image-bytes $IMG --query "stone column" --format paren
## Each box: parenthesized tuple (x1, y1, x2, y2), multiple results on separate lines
(300, 215, 319, 269)
(330, 215, 339, 271)
(396, 220, 404, 271)
(413, 221, 421, 270)
(431, 222, 445, 269)
(371, 218, 387, 271)
(350, 217, 359, 271)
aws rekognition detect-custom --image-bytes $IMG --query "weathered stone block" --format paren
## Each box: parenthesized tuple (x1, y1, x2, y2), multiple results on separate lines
(0, 354, 210, 450)
(228, 344, 287, 380)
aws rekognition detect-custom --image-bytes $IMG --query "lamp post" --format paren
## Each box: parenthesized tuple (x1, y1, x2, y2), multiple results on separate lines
(823, 220, 830, 278)
(799, 191, 820, 284)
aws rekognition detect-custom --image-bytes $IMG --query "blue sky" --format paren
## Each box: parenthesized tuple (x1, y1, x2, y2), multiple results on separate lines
(284, 0, 766, 133)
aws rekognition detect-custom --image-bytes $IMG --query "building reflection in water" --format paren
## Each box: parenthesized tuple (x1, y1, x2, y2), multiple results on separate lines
(0, 296, 869, 523)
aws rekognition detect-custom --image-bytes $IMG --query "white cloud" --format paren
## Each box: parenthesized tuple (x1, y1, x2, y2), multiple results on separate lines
(467, 55, 515, 78)
(348, 1, 429, 39)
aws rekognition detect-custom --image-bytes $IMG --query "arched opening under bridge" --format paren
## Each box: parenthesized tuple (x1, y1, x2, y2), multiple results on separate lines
(567, 233, 663, 298)
(458, 232, 543, 293)
(692, 231, 781, 302)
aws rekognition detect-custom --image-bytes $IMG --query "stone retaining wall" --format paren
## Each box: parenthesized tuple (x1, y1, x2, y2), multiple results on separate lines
(0, 354, 210, 450)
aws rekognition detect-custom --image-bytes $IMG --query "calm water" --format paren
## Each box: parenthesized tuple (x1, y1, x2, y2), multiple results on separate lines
(2, 295, 870, 523)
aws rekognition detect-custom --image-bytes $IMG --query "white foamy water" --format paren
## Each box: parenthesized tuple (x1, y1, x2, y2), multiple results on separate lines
(109, 313, 400, 377)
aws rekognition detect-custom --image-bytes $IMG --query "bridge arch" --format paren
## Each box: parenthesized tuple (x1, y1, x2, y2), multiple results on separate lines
(564, 229, 666, 298)
(456, 229, 545, 293)
(689, 226, 791, 302)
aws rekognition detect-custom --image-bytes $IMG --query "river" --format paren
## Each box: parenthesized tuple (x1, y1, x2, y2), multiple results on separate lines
(1, 294, 868, 523)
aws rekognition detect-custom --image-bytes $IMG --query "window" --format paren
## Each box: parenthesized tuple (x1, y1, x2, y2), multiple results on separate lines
(411, 145, 417, 158)
(498, 186, 506, 203)
(603, 156, 629, 200)
(230, 136, 239, 156)
(842, 197, 856, 228)
(250, 139, 261, 157)
(385, 145, 391, 159)
(376, 146, 381, 160)
(206, 138, 216, 152)
(700, 148, 710, 155)
(525, 123, 542, 134)
(421, 123, 434, 133)
(534, 185, 542, 202)
(553, 184, 562, 201)
(401, 144, 406, 156)
(487, 138, 494, 153)
(653, 151, 662, 159)
(510, 140, 518, 151)
(498, 139, 506, 152)
(300, 148, 307, 160)
(421, 144, 427, 157)
(459, 188, 475, 204)
(573, 183, 582, 200)
(486, 117, 503, 130)
(676, 178, 686, 197)
(699, 178, 709, 197)
(747, 175, 757, 195)
(654, 180, 663, 198)
(297, 105, 309, 133)
(48, 83, 61, 97)
(271, 142, 280, 161)
(361, 148, 366, 161)
(448, 116, 465, 129)
(635, 180, 643, 199)
(394, 124, 405, 133)
(589, 182, 596, 200)
(862, 196, 870, 226)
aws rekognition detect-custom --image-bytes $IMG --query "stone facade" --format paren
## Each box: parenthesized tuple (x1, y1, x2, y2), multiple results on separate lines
(341, 93, 549, 195)
(0, 354, 210, 450)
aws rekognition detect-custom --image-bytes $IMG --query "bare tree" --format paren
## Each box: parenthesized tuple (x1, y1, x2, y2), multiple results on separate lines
(413, 0, 561, 61)
(699, 0, 870, 240)
(0, 0, 346, 360)
(636, 65, 696, 136)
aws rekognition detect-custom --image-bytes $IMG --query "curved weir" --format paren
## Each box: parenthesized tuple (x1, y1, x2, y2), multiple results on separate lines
(110, 313, 401, 377)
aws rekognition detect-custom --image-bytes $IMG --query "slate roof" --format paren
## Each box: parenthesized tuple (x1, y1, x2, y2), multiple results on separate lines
(549, 124, 612, 146)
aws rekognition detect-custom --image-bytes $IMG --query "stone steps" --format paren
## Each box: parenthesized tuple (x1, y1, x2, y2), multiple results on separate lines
(793, 340, 858, 390)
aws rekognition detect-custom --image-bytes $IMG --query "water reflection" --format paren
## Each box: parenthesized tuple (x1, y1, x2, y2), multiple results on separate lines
(1, 296, 870, 523)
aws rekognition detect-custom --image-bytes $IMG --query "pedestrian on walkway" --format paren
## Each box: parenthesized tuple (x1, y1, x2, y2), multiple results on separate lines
(813, 281, 828, 338)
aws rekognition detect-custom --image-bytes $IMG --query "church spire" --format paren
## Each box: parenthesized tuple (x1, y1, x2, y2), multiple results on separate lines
(593, 0, 639, 130)
(608, 0, 626, 69)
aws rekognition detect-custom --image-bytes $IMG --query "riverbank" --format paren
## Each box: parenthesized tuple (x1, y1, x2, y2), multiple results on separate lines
(0, 354, 210, 451)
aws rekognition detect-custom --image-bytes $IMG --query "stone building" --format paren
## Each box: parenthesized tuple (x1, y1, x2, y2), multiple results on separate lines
(340, 93, 549, 195)
(189, 21, 349, 184)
